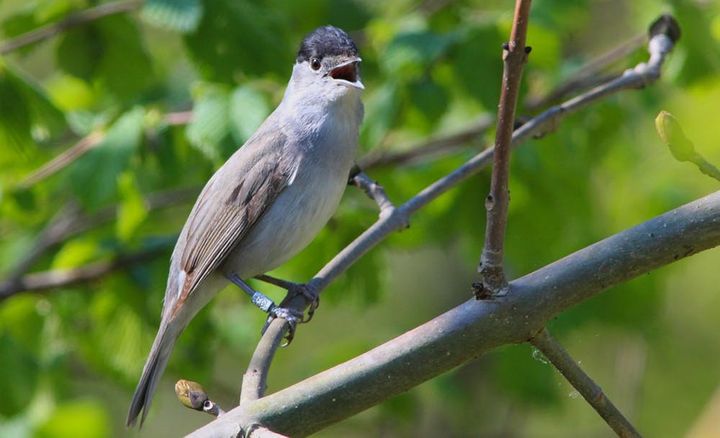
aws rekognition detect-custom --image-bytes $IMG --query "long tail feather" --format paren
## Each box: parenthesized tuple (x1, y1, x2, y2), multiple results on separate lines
(126, 322, 178, 427)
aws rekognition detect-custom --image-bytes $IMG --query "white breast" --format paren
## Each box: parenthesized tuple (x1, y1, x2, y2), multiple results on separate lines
(221, 97, 360, 279)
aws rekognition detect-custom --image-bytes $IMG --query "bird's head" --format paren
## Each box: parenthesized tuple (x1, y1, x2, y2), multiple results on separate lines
(288, 26, 363, 104)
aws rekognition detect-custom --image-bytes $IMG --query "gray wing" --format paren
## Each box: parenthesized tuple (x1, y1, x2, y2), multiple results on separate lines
(164, 129, 298, 318)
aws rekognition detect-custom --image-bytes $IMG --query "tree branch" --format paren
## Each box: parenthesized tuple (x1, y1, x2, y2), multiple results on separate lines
(240, 321, 286, 406)
(358, 115, 494, 170)
(0, 244, 171, 299)
(232, 15, 679, 424)
(477, 0, 533, 296)
(18, 111, 193, 189)
(350, 172, 397, 219)
(0, 0, 142, 55)
(529, 328, 641, 437)
(187, 14, 681, 436)
(191, 189, 720, 437)
(0, 187, 197, 297)
(524, 33, 646, 111)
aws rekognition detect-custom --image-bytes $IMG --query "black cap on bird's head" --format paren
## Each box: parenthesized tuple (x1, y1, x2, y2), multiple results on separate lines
(297, 26, 358, 63)
(296, 26, 363, 89)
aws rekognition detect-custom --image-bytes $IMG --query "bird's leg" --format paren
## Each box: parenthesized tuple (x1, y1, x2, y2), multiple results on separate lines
(225, 273, 304, 342)
(255, 274, 320, 322)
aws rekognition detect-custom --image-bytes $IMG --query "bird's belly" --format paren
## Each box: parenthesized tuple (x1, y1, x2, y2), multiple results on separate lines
(221, 166, 347, 279)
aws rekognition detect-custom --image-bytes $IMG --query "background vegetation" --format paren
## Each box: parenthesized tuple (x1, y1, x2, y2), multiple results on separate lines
(1, 0, 720, 436)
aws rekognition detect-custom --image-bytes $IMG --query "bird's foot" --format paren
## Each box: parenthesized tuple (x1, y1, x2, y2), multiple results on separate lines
(264, 306, 305, 345)
(254, 275, 321, 323)
(287, 282, 320, 323)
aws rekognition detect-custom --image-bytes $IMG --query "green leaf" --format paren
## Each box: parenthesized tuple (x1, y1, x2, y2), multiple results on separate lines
(383, 30, 459, 79)
(229, 85, 270, 144)
(56, 26, 103, 80)
(36, 400, 110, 438)
(406, 77, 449, 132)
(360, 82, 400, 149)
(95, 15, 155, 99)
(67, 108, 145, 208)
(55, 16, 154, 100)
(141, 0, 203, 33)
(186, 83, 231, 163)
(0, 64, 33, 152)
(184, 0, 290, 82)
(52, 238, 103, 269)
(0, 62, 65, 156)
(0, 334, 39, 417)
(116, 171, 149, 241)
(453, 24, 504, 110)
(0, 295, 44, 357)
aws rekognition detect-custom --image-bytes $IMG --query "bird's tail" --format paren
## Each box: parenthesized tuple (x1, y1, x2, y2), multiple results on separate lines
(126, 321, 179, 428)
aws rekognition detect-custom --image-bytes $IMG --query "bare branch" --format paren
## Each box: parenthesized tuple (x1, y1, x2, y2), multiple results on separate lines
(525, 33, 646, 111)
(0, 244, 171, 299)
(529, 328, 641, 437)
(19, 131, 105, 188)
(18, 111, 193, 189)
(236, 16, 679, 418)
(191, 188, 720, 437)
(0, 0, 142, 54)
(350, 172, 397, 219)
(477, 0, 533, 296)
(1, 187, 197, 294)
(240, 323, 286, 406)
(358, 115, 494, 170)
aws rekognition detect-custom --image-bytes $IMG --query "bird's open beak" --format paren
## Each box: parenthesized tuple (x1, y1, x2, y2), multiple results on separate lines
(329, 57, 364, 90)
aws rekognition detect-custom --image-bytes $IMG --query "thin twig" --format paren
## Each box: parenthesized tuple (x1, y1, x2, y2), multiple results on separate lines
(19, 131, 105, 188)
(358, 115, 494, 170)
(0, 0, 142, 54)
(525, 33, 646, 111)
(529, 328, 642, 437)
(350, 172, 397, 219)
(1, 187, 198, 295)
(191, 187, 719, 437)
(0, 244, 171, 299)
(477, 0, 533, 297)
(18, 111, 194, 189)
(240, 14, 678, 424)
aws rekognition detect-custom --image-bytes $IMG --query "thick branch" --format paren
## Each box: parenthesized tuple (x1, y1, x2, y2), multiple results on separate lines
(478, 0, 533, 295)
(0, 0, 142, 54)
(529, 328, 641, 437)
(192, 189, 720, 437)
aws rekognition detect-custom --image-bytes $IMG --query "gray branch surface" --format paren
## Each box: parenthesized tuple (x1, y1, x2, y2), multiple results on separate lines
(191, 190, 720, 437)
(530, 329, 641, 437)
(189, 14, 682, 437)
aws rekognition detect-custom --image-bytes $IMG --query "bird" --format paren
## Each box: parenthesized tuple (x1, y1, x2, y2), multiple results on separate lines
(127, 25, 364, 427)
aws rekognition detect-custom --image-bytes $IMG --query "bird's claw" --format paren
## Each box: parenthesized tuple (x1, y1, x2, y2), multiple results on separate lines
(262, 306, 304, 345)
(287, 283, 320, 323)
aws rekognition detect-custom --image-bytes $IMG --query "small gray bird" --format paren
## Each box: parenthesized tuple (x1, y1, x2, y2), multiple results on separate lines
(127, 26, 364, 426)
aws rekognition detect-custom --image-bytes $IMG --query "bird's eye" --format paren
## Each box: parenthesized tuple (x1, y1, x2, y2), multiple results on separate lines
(310, 57, 321, 71)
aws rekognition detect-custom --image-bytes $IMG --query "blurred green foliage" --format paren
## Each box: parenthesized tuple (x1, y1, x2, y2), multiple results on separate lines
(1, 0, 720, 437)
